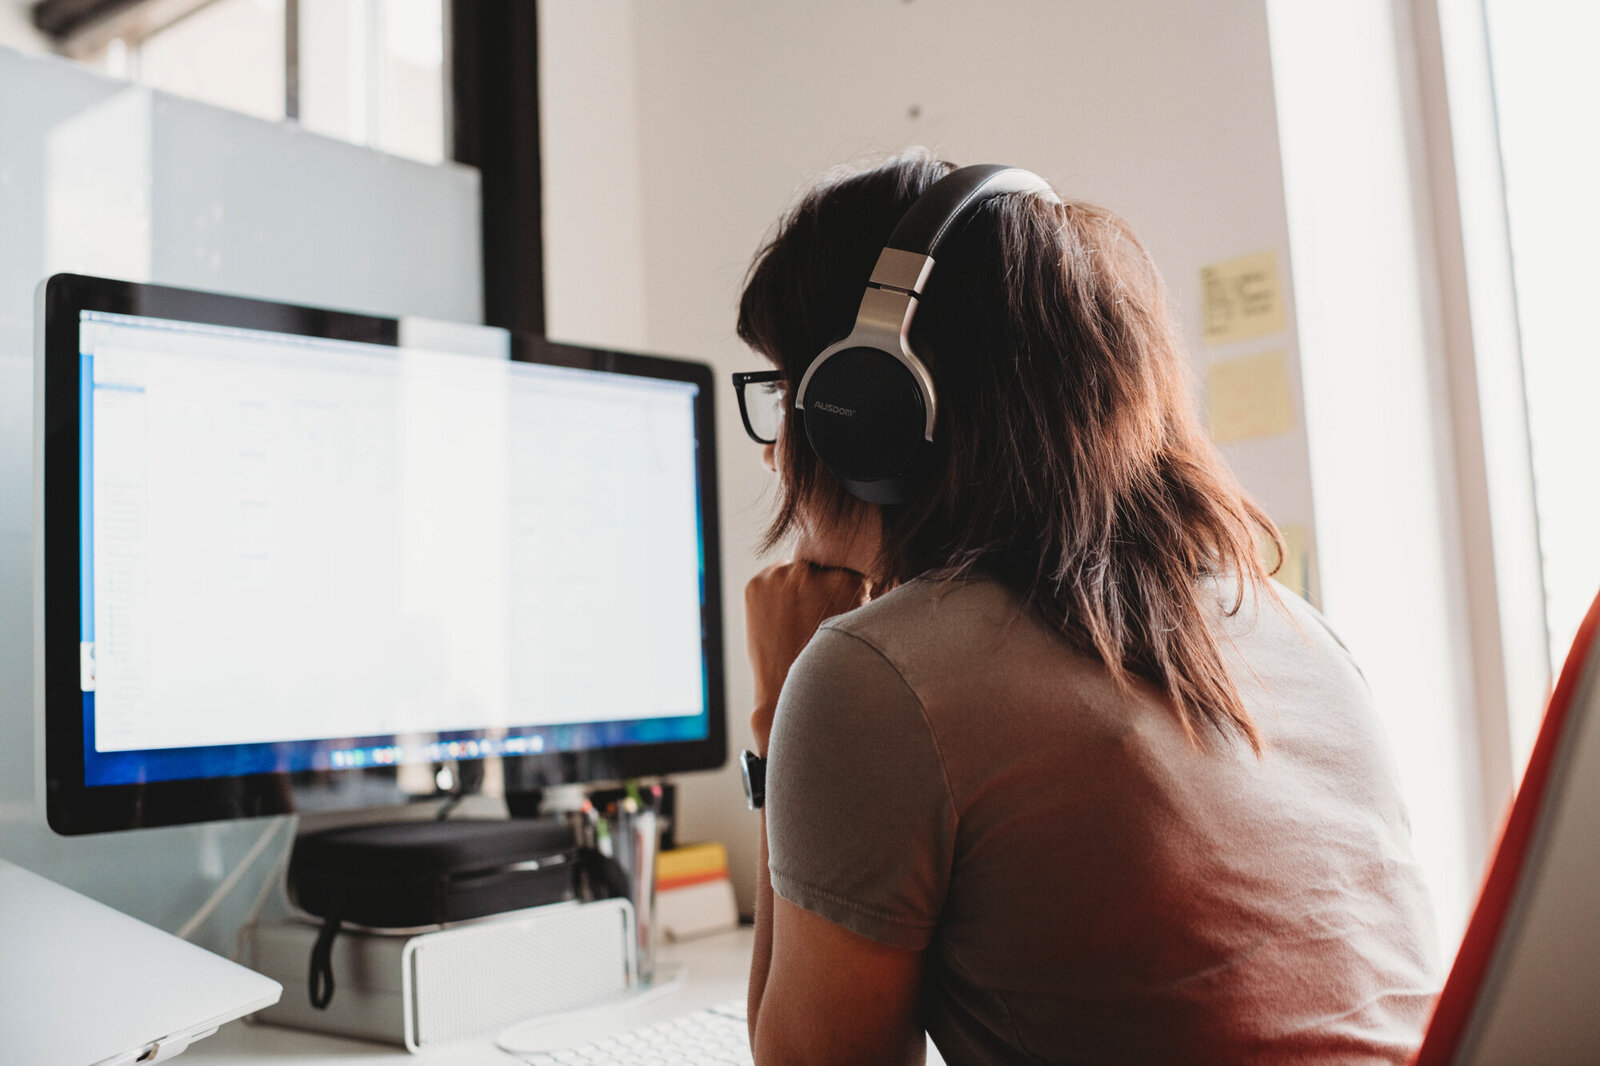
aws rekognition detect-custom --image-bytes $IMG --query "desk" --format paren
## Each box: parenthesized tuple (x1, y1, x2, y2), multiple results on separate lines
(186, 927, 946, 1064)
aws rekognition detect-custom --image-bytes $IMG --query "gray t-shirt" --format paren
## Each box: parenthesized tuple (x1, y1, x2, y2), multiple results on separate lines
(766, 576, 1441, 1065)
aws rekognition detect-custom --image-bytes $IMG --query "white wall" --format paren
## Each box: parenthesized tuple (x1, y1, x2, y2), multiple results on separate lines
(0, 4, 48, 54)
(540, 0, 1318, 915)
(538, 1, 648, 351)
(0, 45, 481, 954)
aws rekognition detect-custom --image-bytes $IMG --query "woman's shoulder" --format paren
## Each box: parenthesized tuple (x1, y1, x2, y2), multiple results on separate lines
(811, 574, 1106, 713)
(822, 574, 1025, 654)
(1210, 573, 1373, 696)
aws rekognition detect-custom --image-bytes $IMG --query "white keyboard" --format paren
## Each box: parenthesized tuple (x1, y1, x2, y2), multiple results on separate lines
(514, 999, 754, 1065)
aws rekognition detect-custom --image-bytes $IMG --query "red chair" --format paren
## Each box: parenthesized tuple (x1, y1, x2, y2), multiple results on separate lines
(1414, 590, 1600, 1064)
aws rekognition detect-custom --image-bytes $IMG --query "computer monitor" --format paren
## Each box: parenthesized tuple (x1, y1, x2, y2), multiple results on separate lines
(39, 274, 726, 835)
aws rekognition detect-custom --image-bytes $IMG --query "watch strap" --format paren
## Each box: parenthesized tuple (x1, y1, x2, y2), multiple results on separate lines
(740, 750, 766, 811)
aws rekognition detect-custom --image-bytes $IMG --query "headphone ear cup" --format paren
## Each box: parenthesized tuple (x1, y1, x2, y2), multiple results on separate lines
(801, 346, 927, 491)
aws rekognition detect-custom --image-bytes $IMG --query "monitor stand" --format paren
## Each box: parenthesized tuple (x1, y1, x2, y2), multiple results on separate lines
(244, 897, 640, 1051)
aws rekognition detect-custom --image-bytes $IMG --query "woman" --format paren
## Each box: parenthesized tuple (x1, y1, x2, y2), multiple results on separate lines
(735, 150, 1440, 1065)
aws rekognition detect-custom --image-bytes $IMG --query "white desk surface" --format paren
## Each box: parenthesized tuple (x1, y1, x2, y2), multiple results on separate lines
(188, 926, 946, 1065)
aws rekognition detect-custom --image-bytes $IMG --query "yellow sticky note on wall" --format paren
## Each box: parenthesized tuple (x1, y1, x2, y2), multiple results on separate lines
(1259, 524, 1314, 603)
(1271, 524, 1312, 600)
(1207, 350, 1294, 443)
(1201, 250, 1285, 344)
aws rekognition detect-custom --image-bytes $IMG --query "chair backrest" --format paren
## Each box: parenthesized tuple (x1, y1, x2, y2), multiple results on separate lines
(1414, 589, 1600, 1064)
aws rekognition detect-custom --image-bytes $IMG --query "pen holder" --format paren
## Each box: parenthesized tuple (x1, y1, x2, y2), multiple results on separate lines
(606, 807, 659, 985)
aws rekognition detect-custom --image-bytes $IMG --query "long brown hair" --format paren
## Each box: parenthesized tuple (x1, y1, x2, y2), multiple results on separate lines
(737, 149, 1283, 751)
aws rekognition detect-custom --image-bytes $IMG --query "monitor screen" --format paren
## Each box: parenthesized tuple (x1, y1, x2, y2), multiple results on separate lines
(41, 274, 726, 834)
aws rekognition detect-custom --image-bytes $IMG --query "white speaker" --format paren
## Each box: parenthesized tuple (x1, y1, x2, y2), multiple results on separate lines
(244, 899, 636, 1051)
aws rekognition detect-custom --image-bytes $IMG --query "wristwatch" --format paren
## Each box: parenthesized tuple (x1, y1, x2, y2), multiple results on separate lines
(740, 750, 766, 811)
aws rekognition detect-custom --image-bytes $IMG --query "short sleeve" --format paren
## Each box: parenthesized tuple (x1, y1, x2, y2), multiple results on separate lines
(765, 625, 956, 951)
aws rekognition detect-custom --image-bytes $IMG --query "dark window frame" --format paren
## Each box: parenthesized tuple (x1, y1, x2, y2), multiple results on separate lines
(448, 0, 545, 337)
(32, 0, 140, 39)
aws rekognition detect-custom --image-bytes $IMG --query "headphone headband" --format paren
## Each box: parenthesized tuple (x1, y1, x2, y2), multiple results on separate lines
(885, 164, 1055, 261)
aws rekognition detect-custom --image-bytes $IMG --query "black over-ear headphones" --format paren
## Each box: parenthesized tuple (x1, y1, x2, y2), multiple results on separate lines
(793, 164, 1054, 504)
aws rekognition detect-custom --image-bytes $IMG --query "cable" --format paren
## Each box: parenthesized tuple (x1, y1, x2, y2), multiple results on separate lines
(232, 813, 300, 961)
(175, 815, 289, 941)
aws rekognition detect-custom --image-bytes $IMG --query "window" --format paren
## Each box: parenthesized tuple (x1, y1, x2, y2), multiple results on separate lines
(48, 0, 445, 163)
(110, 0, 285, 122)
(298, 0, 445, 163)
(1482, 0, 1600, 681)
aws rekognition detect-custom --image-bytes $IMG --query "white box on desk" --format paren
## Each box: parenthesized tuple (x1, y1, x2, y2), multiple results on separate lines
(659, 878, 740, 941)
(244, 898, 636, 1052)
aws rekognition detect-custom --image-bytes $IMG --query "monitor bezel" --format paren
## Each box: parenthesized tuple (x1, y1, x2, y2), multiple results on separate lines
(41, 273, 727, 835)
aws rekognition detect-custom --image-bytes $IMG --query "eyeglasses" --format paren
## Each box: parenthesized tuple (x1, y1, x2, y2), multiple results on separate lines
(732, 370, 786, 445)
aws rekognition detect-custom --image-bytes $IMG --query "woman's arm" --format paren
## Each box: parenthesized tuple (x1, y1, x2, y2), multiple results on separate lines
(748, 808, 775, 1045)
(754, 869, 926, 1066)
(743, 562, 924, 1064)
